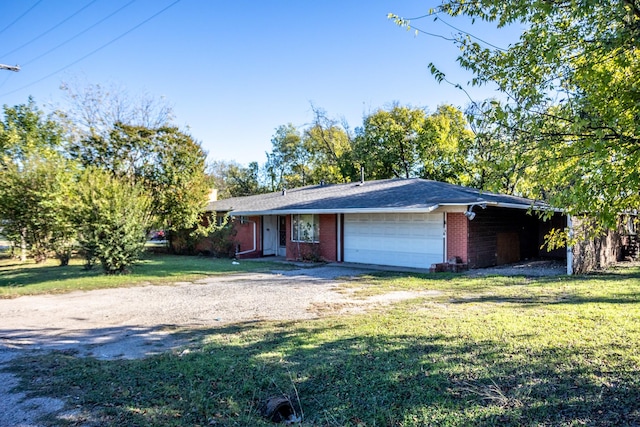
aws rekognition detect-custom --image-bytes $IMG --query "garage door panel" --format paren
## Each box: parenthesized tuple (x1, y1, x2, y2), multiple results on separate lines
(344, 213, 444, 269)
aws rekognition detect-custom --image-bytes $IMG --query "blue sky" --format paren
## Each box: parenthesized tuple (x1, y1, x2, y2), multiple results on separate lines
(0, 1, 518, 166)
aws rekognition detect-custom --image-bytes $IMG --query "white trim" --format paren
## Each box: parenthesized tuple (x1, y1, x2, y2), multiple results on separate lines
(229, 206, 441, 216)
(443, 212, 448, 262)
(227, 202, 557, 217)
(337, 213, 342, 262)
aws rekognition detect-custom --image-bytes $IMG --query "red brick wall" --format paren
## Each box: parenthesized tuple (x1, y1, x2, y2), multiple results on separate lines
(446, 212, 468, 263)
(286, 214, 338, 262)
(234, 216, 262, 258)
(319, 214, 337, 261)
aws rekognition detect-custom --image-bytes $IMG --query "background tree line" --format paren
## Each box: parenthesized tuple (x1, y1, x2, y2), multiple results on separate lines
(211, 102, 528, 199)
(0, 84, 211, 273)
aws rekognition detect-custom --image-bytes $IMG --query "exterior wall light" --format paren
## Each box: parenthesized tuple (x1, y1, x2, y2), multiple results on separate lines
(464, 203, 487, 220)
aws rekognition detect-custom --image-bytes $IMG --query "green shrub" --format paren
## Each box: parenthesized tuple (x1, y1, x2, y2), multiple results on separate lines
(73, 168, 153, 274)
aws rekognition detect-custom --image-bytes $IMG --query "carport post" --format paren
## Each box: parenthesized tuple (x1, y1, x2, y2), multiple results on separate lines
(566, 214, 574, 275)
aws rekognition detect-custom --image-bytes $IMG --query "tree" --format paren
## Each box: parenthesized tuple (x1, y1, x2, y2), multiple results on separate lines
(0, 98, 62, 168)
(209, 160, 264, 198)
(393, 1, 640, 228)
(66, 122, 211, 239)
(463, 100, 541, 196)
(420, 104, 475, 184)
(353, 104, 428, 179)
(73, 168, 153, 274)
(0, 100, 74, 264)
(302, 106, 356, 184)
(265, 124, 308, 190)
(58, 80, 173, 141)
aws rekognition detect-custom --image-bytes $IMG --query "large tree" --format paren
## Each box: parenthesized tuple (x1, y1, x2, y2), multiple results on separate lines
(0, 100, 75, 264)
(353, 104, 428, 179)
(393, 0, 640, 228)
(303, 106, 356, 184)
(420, 104, 475, 184)
(265, 124, 308, 190)
(68, 123, 211, 235)
(209, 160, 264, 198)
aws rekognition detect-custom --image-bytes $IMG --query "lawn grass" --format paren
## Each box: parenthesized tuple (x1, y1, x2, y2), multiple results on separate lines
(0, 252, 286, 298)
(5, 265, 640, 426)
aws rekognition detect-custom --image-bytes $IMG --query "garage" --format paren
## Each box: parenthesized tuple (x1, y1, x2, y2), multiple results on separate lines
(343, 212, 445, 269)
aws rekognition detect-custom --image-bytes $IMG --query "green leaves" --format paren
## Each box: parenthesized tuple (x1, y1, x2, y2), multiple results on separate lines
(0, 102, 75, 264)
(73, 168, 153, 274)
(409, 0, 640, 226)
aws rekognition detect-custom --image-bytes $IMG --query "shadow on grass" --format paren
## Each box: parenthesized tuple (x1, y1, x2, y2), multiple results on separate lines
(4, 320, 639, 426)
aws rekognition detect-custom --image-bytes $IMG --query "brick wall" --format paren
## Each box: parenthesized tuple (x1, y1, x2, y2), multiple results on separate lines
(234, 216, 262, 259)
(286, 214, 337, 262)
(446, 212, 468, 263)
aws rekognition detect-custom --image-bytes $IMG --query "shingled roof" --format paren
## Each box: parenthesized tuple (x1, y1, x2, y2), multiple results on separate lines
(207, 178, 547, 216)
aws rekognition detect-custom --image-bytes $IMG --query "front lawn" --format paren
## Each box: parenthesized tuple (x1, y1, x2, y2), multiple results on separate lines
(5, 265, 640, 426)
(0, 253, 285, 298)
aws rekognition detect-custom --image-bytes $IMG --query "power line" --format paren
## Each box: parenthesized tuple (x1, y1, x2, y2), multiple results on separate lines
(1, 0, 100, 58)
(22, 0, 138, 67)
(0, 0, 182, 97)
(0, 0, 44, 36)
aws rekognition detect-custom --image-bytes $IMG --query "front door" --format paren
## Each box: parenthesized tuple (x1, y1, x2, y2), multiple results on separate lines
(278, 215, 287, 256)
(263, 216, 278, 256)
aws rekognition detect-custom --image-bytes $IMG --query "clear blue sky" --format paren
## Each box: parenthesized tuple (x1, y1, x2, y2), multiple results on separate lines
(0, 0, 518, 166)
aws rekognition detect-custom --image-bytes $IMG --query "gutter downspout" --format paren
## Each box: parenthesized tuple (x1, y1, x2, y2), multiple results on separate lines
(236, 219, 257, 257)
(566, 214, 574, 275)
(337, 214, 342, 262)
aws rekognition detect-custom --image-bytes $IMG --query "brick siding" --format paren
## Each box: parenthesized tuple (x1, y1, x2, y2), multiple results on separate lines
(446, 212, 468, 263)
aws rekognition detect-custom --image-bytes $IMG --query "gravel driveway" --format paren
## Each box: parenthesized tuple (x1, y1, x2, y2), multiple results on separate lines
(0, 261, 564, 426)
(1, 264, 435, 426)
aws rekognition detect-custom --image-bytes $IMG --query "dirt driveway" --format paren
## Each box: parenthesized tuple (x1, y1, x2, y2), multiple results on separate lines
(0, 264, 439, 426)
(0, 265, 395, 359)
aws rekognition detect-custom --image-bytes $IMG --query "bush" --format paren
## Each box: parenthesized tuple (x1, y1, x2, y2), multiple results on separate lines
(208, 222, 237, 258)
(73, 169, 153, 274)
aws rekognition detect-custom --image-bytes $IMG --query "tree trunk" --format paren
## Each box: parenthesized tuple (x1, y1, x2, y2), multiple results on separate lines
(20, 228, 27, 262)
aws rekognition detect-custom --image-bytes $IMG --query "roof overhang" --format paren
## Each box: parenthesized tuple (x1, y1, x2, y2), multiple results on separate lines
(217, 201, 561, 217)
(226, 205, 441, 216)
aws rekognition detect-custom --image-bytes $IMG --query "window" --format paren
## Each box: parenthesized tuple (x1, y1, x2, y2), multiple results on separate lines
(292, 214, 319, 242)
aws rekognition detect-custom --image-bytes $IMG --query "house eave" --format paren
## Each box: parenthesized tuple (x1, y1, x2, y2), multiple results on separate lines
(227, 205, 441, 216)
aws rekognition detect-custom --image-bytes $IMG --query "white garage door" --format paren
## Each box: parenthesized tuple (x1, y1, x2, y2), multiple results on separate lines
(344, 213, 444, 269)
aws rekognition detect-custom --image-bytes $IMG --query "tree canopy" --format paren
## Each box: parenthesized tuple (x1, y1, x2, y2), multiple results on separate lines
(393, 0, 640, 228)
(0, 87, 212, 268)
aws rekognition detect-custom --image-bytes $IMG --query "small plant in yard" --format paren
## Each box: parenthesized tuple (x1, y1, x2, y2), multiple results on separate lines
(4, 266, 640, 426)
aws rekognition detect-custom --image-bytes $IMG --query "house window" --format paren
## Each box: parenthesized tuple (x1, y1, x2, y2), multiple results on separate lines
(292, 214, 319, 242)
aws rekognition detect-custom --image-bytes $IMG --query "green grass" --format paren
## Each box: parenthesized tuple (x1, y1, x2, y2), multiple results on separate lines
(4, 265, 640, 426)
(0, 253, 286, 298)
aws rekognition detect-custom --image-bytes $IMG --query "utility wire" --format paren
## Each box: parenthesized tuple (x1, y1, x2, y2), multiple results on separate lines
(435, 15, 507, 51)
(1, 0, 100, 58)
(0, 0, 44, 36)
(1, 0, 182, 97)
(21, 0, 138, 67)
(394, 10, 507, 51)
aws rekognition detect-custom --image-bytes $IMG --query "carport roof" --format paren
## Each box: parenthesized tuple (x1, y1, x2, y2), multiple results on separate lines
(207, 178, 551, 216)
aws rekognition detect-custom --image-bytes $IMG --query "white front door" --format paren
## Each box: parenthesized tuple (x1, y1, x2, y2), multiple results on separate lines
(343, 213, 445, 268)
(262, 216, 278, 256)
